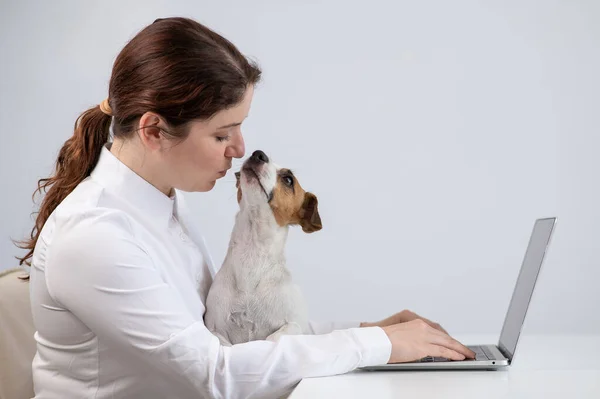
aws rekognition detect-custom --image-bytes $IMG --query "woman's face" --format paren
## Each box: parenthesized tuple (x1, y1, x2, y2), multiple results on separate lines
(159, 85, 254, 193)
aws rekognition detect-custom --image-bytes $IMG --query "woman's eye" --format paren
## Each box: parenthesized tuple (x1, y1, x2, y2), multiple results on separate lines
(283, 176, 293, 186)
(216, 136, 230, 142)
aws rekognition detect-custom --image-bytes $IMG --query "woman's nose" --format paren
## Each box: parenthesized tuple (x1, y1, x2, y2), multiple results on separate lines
(225, 133, 245, 158)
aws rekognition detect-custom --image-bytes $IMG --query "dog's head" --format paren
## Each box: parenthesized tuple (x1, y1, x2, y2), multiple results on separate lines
(234, 150, 322, 233)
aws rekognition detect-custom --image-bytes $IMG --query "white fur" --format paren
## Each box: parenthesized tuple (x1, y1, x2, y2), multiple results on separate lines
(204, 156, 309, 345)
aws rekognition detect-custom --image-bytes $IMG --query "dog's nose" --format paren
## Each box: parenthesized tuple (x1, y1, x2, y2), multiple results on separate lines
(251, 150, 269, 164)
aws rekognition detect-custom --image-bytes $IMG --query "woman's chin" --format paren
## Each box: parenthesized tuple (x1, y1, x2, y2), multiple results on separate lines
(176, 180, 215, 193)
(199, 180, 217, 192)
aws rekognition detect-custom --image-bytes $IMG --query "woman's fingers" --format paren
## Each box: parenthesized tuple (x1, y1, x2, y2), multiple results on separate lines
(429, 344, 466, 361)
(401, 310, 448, 334)
(384, 319, 476, 363)
(429, 330, 476, 358)
(431, 322, 448, 335)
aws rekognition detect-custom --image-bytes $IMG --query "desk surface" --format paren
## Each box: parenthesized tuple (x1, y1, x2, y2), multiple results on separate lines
(290, 334, 600, 399)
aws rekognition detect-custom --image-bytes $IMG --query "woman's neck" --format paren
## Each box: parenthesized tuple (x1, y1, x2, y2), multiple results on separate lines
(109, 138, 173, 197)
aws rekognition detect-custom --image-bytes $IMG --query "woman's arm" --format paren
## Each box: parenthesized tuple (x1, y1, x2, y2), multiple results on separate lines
(46, 212, 391, 399)
(307, 320, 361, 334)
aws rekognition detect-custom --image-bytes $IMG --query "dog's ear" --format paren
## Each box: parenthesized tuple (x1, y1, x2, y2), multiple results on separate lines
(299, 192, 322, 233)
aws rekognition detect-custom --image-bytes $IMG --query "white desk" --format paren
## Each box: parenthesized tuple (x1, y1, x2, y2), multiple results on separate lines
(290, 334, 600, 399)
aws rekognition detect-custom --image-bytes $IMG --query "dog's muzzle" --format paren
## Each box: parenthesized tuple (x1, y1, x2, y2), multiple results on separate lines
(242, 150, 272, 201)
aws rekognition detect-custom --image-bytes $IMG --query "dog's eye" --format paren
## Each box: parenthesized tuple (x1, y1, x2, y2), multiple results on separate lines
(283, 176, 294, 186)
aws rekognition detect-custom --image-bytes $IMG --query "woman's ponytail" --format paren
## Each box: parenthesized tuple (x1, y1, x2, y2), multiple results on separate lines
(15, 104, 111, 267)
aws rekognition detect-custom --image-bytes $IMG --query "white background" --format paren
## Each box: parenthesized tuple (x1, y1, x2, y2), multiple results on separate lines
(2, 0, 598, 335)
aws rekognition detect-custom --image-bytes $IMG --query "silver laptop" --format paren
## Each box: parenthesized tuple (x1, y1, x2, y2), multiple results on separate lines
(362, 217, 557, 371)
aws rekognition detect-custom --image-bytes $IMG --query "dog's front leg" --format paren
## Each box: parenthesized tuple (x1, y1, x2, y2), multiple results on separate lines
(266, 322, 303, 342)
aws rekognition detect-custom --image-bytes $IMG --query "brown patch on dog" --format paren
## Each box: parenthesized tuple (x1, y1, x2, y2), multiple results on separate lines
(270, 169, 322, 233)
(298, 192, 322, 233)
(235, 171, 242, 203)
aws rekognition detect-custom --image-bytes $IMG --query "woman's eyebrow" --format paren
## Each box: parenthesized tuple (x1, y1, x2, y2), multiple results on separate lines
(217, 121, 243, 129)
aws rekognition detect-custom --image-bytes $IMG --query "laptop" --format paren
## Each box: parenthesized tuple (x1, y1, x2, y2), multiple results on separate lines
(361, 217, 557, 371)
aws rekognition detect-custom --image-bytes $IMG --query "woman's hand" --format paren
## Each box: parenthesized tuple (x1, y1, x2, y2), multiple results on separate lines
(361, 309, 448, 334)
(381, 319, 476, 363)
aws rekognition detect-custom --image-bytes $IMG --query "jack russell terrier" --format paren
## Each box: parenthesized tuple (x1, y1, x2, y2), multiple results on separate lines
(204, 150, 322, 345)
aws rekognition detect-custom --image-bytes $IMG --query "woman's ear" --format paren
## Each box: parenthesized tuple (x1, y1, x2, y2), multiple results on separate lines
(137, 112, 170, 151)
(299, 192, 322, 233)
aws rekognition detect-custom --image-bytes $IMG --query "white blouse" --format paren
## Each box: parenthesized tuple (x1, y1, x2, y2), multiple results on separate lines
(29, 144, 392, 399)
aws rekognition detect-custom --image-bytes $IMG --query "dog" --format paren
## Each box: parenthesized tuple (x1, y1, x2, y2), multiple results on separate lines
(204, 150, 322, 346)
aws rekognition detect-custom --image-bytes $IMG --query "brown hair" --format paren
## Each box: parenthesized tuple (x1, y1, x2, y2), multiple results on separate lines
(16, 17, 262, 267)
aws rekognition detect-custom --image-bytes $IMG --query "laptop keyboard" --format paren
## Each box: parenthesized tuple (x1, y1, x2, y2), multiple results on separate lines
(418, 345, 495, 362)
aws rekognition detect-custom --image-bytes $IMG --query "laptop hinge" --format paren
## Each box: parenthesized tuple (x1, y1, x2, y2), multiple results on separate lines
(497, 343, 512, 363)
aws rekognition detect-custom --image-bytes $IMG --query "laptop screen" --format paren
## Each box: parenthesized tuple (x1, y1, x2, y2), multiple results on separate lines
(498, 217, 556, 360)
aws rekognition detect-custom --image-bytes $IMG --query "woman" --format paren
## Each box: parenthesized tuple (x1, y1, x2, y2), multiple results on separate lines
(18, 17, 474, 399)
